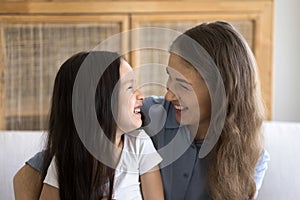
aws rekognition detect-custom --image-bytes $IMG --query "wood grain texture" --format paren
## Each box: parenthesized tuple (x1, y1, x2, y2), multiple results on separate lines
(0, 0, 274, 125)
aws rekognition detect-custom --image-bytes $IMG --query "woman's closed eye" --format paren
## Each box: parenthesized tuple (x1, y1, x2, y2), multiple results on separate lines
(180, 84, 188, 90)
(178, 83, 191, 91)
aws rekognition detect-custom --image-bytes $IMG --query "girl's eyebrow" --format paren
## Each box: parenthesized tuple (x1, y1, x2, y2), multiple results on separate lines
(123, 79, 134, 85)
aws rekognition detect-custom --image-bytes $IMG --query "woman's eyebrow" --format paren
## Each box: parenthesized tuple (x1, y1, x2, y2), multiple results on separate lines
(175, 78, 192, 85)
(167, 67, 192, 85)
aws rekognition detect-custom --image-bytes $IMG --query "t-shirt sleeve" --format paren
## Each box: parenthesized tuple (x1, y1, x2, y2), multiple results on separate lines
(137, 130, 162, 175)
(43, 156, 59, 188)
(254, 148, 270, 199)
(26, 150, 45, 173)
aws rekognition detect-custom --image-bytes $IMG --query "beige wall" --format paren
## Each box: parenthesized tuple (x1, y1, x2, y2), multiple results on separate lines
(273, 0, 300, 121)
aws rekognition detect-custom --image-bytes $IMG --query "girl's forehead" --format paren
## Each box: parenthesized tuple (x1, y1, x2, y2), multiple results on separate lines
(119, 59, 133, 78)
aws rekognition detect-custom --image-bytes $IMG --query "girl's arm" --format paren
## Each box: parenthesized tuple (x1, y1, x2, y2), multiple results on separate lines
(13, 164, 43, 200)
(39, 184, 60, 200)
(140, 165, 164, 200)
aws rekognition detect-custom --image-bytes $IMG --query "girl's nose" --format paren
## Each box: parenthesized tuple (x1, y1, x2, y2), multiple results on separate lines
(135, 89, 145, 100)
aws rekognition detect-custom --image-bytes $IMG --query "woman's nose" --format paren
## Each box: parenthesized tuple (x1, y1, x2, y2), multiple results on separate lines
(165, 88, 177, 101)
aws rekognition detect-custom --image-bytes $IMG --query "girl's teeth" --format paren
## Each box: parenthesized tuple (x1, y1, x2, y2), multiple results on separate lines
(134, 109, 141, 114)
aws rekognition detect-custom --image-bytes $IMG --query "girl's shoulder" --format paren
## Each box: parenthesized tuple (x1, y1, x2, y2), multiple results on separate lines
(125, 129, 151, 142)
(125, 129, 154, 152)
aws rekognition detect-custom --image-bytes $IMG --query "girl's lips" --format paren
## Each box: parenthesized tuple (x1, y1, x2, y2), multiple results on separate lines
(133, 105, 142, 118)
(133, 105, 142, 113)
(134, 113, 142, 118)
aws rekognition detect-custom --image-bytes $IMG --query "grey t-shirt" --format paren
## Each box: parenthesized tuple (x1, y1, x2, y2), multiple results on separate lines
(26, 150, 45, 172)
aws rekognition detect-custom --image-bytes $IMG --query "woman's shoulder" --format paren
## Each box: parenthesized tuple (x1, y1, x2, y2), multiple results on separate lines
(143, 96, 165, 105)
(142, 96, 171, 114)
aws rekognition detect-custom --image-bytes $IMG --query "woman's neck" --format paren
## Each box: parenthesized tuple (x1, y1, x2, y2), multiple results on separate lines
(189, 119, 210, 141)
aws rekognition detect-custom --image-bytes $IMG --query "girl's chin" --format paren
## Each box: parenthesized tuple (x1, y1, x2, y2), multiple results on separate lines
(132, 115, 142, 126)
(124, 121, 142, 133)
(133, 120, 142, 129)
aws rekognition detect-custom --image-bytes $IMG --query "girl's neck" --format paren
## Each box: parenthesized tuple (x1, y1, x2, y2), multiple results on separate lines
(115, 128, 124, 148)
(112, 128, 124, 166)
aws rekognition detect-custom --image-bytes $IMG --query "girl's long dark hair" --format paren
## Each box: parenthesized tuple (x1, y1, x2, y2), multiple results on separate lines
(42, 51, 121, 200)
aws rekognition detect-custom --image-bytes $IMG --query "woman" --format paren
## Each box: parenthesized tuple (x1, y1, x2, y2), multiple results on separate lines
(38, 51, 164, 200)
(153, 21, 268, 199)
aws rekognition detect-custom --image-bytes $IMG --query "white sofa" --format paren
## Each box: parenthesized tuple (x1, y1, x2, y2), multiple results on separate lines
(257, 122, 300, 200)
(0, 131, 47, 200)
(1, 121, 300, 200)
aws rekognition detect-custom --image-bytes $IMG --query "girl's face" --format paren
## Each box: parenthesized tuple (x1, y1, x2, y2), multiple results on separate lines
(165, 53, 211, 130)
(117, 59, 144, 133)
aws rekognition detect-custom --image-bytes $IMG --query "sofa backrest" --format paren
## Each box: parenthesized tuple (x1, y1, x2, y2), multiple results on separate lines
(257, 121, 300, 200)
(0, 131, 46, 200)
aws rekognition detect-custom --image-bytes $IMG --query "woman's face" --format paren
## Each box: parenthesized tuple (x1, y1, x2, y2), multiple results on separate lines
(117, 59, 144, 133)
(165, 53, 211, 129)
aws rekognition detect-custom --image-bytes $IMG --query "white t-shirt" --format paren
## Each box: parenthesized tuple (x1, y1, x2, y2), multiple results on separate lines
(44, 129, 162, 199)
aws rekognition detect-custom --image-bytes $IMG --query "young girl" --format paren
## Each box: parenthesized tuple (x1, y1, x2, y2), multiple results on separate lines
(38, 51, 164, 200)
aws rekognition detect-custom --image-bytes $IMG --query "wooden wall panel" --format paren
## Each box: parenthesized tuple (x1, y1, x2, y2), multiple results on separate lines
(0, 0, 274, 130)
(0, 28, 4, 130)
(0, 15, 129, 130)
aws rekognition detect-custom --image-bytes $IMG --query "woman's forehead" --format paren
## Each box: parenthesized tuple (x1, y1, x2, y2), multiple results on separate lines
(168, 54, 203, 80)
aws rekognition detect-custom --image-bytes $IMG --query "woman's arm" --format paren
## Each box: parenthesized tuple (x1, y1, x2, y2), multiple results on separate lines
(140, 165, 164, 200)
(39, 184, 60, 200)
(13, 164, 43, 200)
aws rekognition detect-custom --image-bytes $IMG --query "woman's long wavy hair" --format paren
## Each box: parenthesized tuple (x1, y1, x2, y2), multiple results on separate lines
(171, 21, 265, 199)
(41, 51, 121, 200)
